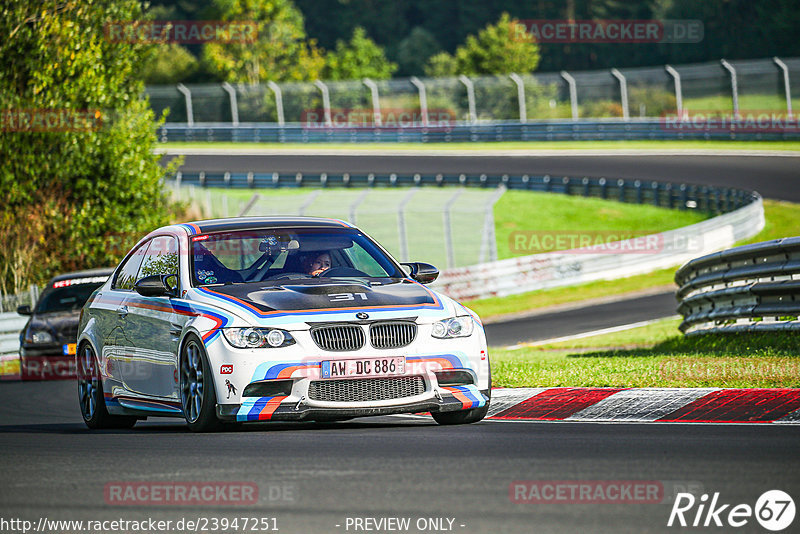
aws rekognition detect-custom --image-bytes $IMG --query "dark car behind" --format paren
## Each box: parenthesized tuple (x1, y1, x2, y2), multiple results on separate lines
(18, 268, 113, 380)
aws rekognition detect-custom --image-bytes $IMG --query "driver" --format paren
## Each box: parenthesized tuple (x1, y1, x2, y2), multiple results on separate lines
(306, 252, 332, 276)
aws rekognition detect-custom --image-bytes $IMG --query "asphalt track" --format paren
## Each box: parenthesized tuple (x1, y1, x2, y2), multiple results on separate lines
(1, 380, 799, 534)
(165, 152, 800, 201)
(2, 152, 799, 533)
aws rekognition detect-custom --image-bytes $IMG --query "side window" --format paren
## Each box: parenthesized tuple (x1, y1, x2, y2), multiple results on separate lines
(138, 236, 179, 281)
(113, 241, 150, 290)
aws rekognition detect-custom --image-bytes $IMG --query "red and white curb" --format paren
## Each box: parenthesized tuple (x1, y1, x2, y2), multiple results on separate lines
(488, 388, 800, 424)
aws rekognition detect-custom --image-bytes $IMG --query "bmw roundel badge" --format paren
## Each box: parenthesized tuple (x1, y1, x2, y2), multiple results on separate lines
(356, 312, 369, 320)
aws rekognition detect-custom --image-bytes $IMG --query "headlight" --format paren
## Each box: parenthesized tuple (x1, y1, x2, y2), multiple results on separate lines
(29, 330, 55, 344)
(222, 328, 295, 348)
(431, 316, 474, 339)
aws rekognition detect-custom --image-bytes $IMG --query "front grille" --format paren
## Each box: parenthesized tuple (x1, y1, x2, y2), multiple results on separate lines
(311, 325, 365, 351)
(308, 376, 426, 402)
(369, 321, 417, 349)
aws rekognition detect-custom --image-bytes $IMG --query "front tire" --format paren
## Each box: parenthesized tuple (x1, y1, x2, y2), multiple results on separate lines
(180, 336, 222, 432)
(77, 343, 137, 430)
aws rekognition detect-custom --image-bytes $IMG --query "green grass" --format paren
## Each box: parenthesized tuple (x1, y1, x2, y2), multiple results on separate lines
(494, 191, 707, 260)
(160, 140, 800, 151)
(469, 199, 800, 320)
(491, 318, 800, 388)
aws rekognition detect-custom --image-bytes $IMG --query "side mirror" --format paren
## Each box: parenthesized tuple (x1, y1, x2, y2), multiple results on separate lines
(134, 274, 179, 298)
(17, 305, 32, 316)
(401, 262, 439, 284)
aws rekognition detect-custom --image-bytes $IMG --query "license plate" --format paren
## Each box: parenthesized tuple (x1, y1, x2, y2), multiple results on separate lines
(62, 343, 76, 356)
(321, 357, 405, 379)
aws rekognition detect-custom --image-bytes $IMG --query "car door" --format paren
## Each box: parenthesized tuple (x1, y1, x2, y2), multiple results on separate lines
(119, 235, 183, 399)
(99, 240, 150, 388)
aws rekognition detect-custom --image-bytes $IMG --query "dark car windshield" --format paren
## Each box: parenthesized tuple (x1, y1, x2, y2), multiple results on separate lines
(35, 283, 104, 314)
(190, 227, 404, 286)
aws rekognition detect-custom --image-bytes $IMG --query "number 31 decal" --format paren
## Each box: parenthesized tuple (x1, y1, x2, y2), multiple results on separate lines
(329, 292, 368, 302)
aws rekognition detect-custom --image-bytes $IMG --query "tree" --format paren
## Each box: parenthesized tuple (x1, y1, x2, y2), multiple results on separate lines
(396, 27, 441, 76)
(424, 52, 459, 77)
(0, 0, 177, 294)
(453, 13, 541, 75)
(141, 44, 198, 84)
(201, 0, 324, 83)
(323, 27, 397, 81)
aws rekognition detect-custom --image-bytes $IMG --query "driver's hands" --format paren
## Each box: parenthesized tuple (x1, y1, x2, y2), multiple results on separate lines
(310, 268, 325, 276)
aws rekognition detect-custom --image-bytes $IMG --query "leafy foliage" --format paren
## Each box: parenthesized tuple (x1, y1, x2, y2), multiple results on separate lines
(0, 0, 177, 293)
(323, 27, 397, 81)
(201, 0, 324, 84)
(425, 14, 540, 77)
(141, 44, 199, 84)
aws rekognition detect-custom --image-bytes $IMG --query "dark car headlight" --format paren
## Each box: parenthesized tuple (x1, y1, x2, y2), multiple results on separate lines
(26, 329, 55, 344)
(222, 328, 295, 348)
(431, 316, 474, 339)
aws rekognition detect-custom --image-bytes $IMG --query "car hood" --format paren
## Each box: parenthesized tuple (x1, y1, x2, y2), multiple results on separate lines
(194, 279, 454, 324)
(26, 311, 80, 343)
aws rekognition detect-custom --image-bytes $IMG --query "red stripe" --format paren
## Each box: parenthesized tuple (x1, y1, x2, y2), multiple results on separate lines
(657, 389, 800, 423)
(257, 397, 285, 420)
(493, 387, 627, 420)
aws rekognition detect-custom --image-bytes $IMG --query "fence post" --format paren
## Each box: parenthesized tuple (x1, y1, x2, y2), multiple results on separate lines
(773, 57, 793, 118)
(720, 59, 740, 117)
(176, 83, 194, 126)
(409, 77, 429, 127)
(443, 189, 464, 269)
(349, 189, 370, 225)
(560, 71, 578, 120)
(610, 68, 630, 120)
(267, 81, 285, 126)
(221, 82, 239, 126)
(458, 75, 477, 124)
(664, 65, 684, 116)
(363, 78, 382, 126)
(479, 185, 506, 263)
(397, 188, 419, 262)
(509, 73, 527, 123)
(314, 80, 332, 126)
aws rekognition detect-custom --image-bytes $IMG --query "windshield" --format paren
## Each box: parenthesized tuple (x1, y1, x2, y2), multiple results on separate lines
(190, 227, 405, 286)
(35, 282, 104, 314)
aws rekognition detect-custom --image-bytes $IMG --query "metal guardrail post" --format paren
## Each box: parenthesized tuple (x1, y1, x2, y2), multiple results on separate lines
(409, 77, 429, 127)
(443, 189, 464, 269)
(560, 71, 579, 120)
(176, 83, 194, 126)
(720, 59, 740, 117)
(508, 73, 527, 123)
(362, 78, 382, 126)
(314, 80, 333, 126)
(267, 81, 285, 126)
(458, 75, 477, 124)
(665, 65, 683, 116)
(773, 57, 793, 118)
(221, 82, 239, 126)
(610, 68, 629, 121)
(397, 188, 419, 262)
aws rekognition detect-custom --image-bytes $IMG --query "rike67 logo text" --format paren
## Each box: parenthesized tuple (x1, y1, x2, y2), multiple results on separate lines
(668, 490, 795, 531)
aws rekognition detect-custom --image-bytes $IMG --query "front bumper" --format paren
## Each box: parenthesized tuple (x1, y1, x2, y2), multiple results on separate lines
(217, 387, 490, 422)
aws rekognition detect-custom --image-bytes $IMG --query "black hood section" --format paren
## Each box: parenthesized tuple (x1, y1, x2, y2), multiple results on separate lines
(204, 279, 437, 313)
(29, 311, 81, 343)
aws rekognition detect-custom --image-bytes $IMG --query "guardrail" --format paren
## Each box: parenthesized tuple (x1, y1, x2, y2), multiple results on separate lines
(675, 237, 800, 335)
(157, 118, 800, 143)
(0, 312, 25, 359)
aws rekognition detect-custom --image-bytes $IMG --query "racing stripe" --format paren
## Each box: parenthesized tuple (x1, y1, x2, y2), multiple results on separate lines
(236, 396, 287, 421)
(442, 385, 486, 409)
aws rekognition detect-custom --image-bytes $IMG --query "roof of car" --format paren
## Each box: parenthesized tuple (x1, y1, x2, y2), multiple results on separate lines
(177, 216, 353, 235)
(48, 268, 115, 284)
